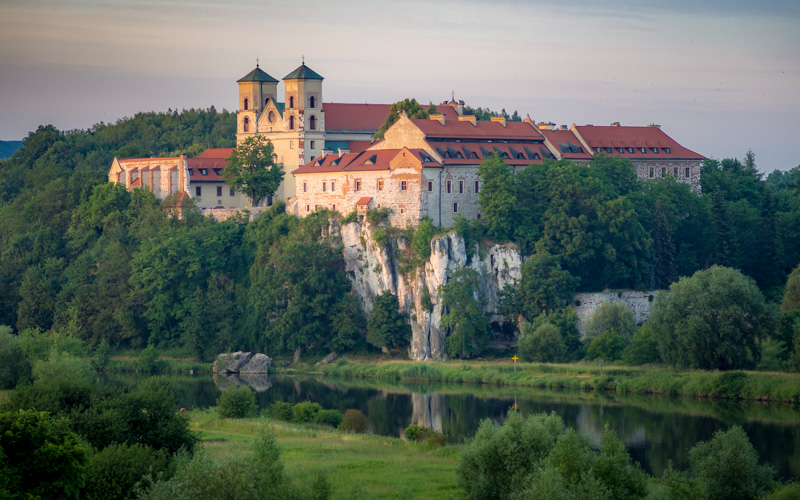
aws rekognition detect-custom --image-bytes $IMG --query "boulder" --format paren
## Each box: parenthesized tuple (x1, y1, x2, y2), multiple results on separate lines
(293, 347, 302, 364)
(315, 351, 337, 366)
(240, 353, 272, 374)
(213, 351, 253, 374)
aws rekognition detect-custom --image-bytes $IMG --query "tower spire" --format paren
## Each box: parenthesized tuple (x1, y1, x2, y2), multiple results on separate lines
(256, 57, 259, 68)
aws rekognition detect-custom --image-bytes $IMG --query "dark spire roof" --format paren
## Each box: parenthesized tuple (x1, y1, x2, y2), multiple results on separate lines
(237, 64, 279, 83)
(283, 63, 324, 81)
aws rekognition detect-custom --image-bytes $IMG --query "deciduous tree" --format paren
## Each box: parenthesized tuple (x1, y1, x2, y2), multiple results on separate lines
(223, 136, 283, 206)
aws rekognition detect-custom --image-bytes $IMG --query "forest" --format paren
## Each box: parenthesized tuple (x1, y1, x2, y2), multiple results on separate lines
(1, 108, 800, 371)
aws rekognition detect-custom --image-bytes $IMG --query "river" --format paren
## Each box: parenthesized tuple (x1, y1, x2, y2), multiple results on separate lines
(104, 372, 800, 480)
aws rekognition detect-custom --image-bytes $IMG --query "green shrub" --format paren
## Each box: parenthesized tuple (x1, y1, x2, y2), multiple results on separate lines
(292, 401, 322, 423)
(711, 371, 748, 399)
(518, 322, 563, 362)
(366, 207, 391, 225)
(313, 409, 343, 428)
(622, 324, 661, 365)
(32, 351, 94, 382)
(269, 401, 294, 421)
(586, 329, 627, 361)
(371, 227, 389, 247)
(0, 326, 31, 389)
(404, 423, 434, 442)
(137, 346, 166, 373)
(339, 409, 368, 433)
(426, 432, 447, 447)
(341, 209, 358, 224)
(92, 340, 112, 371)
(217, 386, 259, 418)
(83, 443, 171, 500)
(689, 425, 775, 500)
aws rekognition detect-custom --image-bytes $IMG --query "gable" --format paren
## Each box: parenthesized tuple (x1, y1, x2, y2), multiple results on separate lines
(257, 99, 285, 133)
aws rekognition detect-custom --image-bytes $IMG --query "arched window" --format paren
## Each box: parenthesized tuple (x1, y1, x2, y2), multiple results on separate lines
(243, 98, 248, 110)
(289, 116, 295, 130)
(289, 96, 295, 108)
(309, 96, 316, 108)
(243, 117, 250, 132)
(309, 115, 316, 130)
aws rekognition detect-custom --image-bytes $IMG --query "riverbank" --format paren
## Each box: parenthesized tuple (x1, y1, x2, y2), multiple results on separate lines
(280, 358, 800, 404)
(189, 410, 461, 499)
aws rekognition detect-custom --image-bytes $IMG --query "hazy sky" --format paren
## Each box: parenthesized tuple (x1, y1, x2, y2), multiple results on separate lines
(1, 0, 798, 171)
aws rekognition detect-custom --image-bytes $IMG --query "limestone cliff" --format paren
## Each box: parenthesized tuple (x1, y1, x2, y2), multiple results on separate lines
(333, 219, 522, 360)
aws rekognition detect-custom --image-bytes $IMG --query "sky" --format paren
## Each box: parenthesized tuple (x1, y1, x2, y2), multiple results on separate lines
(1, 0, 798, 171)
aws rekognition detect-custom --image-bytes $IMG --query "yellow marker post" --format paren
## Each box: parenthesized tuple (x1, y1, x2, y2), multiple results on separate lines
(512, 355, 518, 372)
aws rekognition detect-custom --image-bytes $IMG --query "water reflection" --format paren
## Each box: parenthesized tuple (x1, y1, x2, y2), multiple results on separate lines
(102, 373, 800, 480)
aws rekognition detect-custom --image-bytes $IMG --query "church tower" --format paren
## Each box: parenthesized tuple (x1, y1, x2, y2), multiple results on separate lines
(282, 61, 325, 177)
(236, 63, 279, 140)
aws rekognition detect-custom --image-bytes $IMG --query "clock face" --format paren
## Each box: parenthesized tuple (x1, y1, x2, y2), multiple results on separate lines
(268, 111, 276, 123)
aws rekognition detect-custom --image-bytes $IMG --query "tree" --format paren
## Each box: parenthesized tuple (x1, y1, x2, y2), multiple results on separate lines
(373, 98, 429, 140)
(518, 322, 563, 363)
(440, 268, 491, 359)
(477, 155, 517, 241)
(688, 426, 774, 500)
(583, 301, 635, 361)
(0, 409, 87, 500)
(223, 135, 284, 206)
(514, 251, 579, 321)
(651, 199, 677, 289)
(755, 186, 782, 289)
(649, 266, 775, 370)
(782, 263, 800, 313)
(0, 326, 31, 389)
(366, 291, 411, 350)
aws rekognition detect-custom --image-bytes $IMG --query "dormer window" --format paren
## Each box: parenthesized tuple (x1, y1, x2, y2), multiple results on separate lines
(363, 155, 377, 166)
(243, 98, 249, 110)
(627, 147, 634, 153)
(664, 147, 671, 154)
(616, 148, 624, 154)
(652, 147, 659, 153)
(310, 96, 316, 108)
(640, 147, 646, 153)
(200, 169, 207, 176)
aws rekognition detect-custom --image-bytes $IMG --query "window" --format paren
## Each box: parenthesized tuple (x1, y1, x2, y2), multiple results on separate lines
(306, 204, 310, 212)
(665, 148, 671, 154)
(627, 147, 634, 153)
(377, 180, 384, 191)
(653, 147, 659, 153)
(310, 156, 315, 161)
(453, 202, 458, 213)
(459, 180, 464, 194)
(200, 169, 207, 175)
(217, 199, 222, 205)
(289, 116, 295, 130)
(649, 167, 654, 178)
(310, 140, 315, 149)
(401, 180, 407, 191)
(290, 141, 294, 149)
(216, 186, 222, 196)
(195, 186, 202, 196)
(322, 182, 326, 192)
(427, 180, 433, 192)
(267, 196, 272, 206)
(243, 117, 249, 132)
(310, 96, 316, 108)
(355, 180, 361, 191)
(243, 98, 249, 110)
(309, 115, 316, 130)
(640, 147, 646, 153)
(673, 167, 678, 176)
(303, 182, 307, 193)
(685, 167, 690, 178)
(475, 180, 480, 193)
(661, 167, 666, 176)
(289, 96, 294, 108)
(332, 204, 336, 211)
(446, 180, 452, 193)
(230, 188, 235, 196)
(331, 181, 335, 191)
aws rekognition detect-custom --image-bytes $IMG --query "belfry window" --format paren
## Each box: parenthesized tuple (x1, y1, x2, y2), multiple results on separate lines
(289, 96, 295, 108)
(310, 96, 316, 108)
(243, 117, 250, 132)
(243, 98, 249, 110)
(309, 115, 316, 130)
(289, 116, 295, 130)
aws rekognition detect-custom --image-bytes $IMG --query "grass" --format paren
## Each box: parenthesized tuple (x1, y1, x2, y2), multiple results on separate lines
(189, 409, 461, 499)
(280, 357, 800, 404)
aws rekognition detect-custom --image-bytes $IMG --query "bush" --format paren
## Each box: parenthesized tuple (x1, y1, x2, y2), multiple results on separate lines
(269, 401, 294, 421)
(339, 409, 368, 433)
(83, 443, 171, 500)
(217, 386, 259, 418)
(710, 371, 748, 399)
(313, 409, 343, 428)
(426, 432, 447, 447)
(341, 209, 358, 224)
(92, 340, 111, 371)
(367, 291, 411, 350)
(518, 322, 563, 362)
(292, 401, 322, 423)
(622, 324, 661, 365)
(689, 425, 775, 500)
(32, 350, 94, 382)
(366, 207, 392, 225)
(137, 345, 166, 373)
(404, 423, 434, 442)
(586, 329, 627, 361)
(0, 326, 31, 389)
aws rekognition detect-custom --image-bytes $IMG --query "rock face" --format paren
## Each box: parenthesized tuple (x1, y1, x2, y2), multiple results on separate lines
(213, 352, 272, 374)
(336, 219, 522, 360)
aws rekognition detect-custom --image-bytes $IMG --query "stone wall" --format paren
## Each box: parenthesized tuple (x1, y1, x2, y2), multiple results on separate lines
(632, 159, 702, 194)
(202, 206, 269, 222)
(572, 290, 659, 337)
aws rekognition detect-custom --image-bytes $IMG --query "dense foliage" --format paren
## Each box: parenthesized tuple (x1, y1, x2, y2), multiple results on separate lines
(367, 291, 411, 350)
(222, 135, 284, 206)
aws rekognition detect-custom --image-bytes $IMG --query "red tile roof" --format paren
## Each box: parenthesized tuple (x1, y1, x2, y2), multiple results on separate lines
(356, 197, 372, 206)
(412, 118, 544, 141)
(187, 157, 229, 182)
(427, 141, 547, 166)
(573, 125, 704, 160)
(538, 129, 593, 160)
(197, 148, 234, 159)
(347, 140, 376, 154)
(322, 103, 392, 131)
(293, 148, 439, 174)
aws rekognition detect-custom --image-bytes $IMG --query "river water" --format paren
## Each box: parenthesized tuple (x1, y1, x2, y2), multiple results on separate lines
(105, 372, 800, 480)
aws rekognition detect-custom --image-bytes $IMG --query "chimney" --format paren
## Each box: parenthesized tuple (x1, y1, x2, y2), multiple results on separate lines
(321, 148, 333, 156)
(537, 122, 556, 131)
(648, 123, 661, 128)
(429, 114, 445, 125)
(490, 116, 507, 127)
(338, 148, 350, 157)
(611, 121, 621, 127)
(458, 115, 477, 126)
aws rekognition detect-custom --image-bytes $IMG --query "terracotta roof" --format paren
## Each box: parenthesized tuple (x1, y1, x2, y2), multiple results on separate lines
(322, 103, 391, 131)
(293, 148, 439, 174)
(197, 148, 234, 159)
(187, 157, 228, 182)
(573, 125, 704, 160)
(356, 197, 372, 206)
(412, 118, 544, 141)
(347, 140, 376, 154)
(237, 66, 279, 83)
(283, 63, 324, 80)
(118, 156, 180, 164)
(538, 129, 593, 160)
(428, 141, 547, 166)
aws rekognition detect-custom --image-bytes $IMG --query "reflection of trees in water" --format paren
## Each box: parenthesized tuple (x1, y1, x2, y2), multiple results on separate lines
(367, 392, 413, 437)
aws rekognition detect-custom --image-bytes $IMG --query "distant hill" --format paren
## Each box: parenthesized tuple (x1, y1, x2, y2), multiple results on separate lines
(0, 140, 23, 159)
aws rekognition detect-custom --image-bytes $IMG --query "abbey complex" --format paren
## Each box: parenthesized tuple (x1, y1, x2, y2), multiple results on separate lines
(109, 61, 704, 225)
